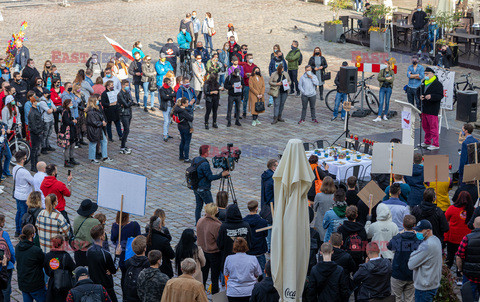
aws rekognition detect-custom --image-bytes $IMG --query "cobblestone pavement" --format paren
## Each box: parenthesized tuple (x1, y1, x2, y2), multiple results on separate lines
(0, 0, 478, 300)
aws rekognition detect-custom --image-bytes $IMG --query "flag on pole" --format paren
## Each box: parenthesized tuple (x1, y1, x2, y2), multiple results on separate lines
(103, 35, 134, 61)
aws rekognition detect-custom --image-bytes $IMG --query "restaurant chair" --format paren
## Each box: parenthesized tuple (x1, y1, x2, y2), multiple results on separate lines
(340, 16, 349, 33)
(315, 140, 330, 149)
(358, 17, 372, 39)
(341, 164, 364, 184)
(454, 28, 470, 56)
(358, 163, 371, 189)
(303, 142, 311, 151)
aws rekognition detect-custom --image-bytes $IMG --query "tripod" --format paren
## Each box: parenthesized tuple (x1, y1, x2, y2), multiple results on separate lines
(331, 102, 352, 148)
(219, 174, 237, 204)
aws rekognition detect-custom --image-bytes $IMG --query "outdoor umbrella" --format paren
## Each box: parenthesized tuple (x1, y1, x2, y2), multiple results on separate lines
(271, 139, 315, 301)
(436, 0, 454, 13)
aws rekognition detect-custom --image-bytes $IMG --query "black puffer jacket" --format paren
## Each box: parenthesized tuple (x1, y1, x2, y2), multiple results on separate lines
(353, 258, 392, 301)
(86, 107, 106, 142)
(250, 276, 280, 302)
(217, 203, 252, 267)
(117, 89, 133, 117)
(411, 201, 449, 242)
(28, 106, 44, 135)
(306, 261, 351, 302)
(61, 108, 77, 143)
(172, 105, 193, 132)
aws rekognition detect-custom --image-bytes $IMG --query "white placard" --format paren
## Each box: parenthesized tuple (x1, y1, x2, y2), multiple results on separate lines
(371, 143, 414, 176)
(401, 110, 411, 130)
(392, 143, 414, 176)
(401, 107, 415, 146)
(107, 91, 117, 104)
(372, 143, 391, 174)
(431, 66, 454, 110)
(97, 167, 147, 216)
(282, 79, 290, 91)
(233, 82, 242, 93)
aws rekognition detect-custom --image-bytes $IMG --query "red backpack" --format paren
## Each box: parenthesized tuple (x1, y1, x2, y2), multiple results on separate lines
(0, 230, 12, 261)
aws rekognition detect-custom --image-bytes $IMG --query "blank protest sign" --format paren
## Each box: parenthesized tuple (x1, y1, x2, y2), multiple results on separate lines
(371, 143, 414, 176)
(392, 143, 414, 176)
(371, 143, 391, 174)
(97, 167, 147, 216)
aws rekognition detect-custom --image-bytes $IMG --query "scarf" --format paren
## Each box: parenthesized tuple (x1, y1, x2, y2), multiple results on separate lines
(424, 75, 436, 86)
(229, 42, 237, 52)
(333, 204, 347, 218)
(162, 83, 170, 89)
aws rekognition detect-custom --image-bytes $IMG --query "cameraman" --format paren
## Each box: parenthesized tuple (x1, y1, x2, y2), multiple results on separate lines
(194, 145, 229, 223)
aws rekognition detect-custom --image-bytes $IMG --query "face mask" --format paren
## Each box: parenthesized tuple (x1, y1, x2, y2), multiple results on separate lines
(274, 49, 278, 53)
(67, 87, 73, 92)
(315, 52, 320, 55)
(291, 45, 296, 50)
(77, 89, 81, 93)
(255, 71, 260, 75)
(424, 76, 430, 81)
(69, 105, 73, 109)
(13, 92, 16, 96)
(106, 74, 112, 78)
(230, 41, 235, 44)
(96, 100, 100, 105)
(248, 59, 253, 64)
(92, 58, 98, 64)
(125, 86, 130, 91)
(160, 58, 166, 62)
(192, 15, 196, 19)
(46, 65, 51, 69)
(224, 46, 229, 51)
(109, 87, 114, 91)
(11, 101, 15, 106)
(242, 50, 247, 54)
(196, 59, 202, 63)
(416, 232, 424, 240)
(417, 8, 421, 11)
(53, 71, 58, 74)
(412, 60, 418, 65)
(37, 82, 42, 86)
(138, 44, 142, 49)
(55, 83, 60, 87)
(184, 83, 190, 88)
(277, 56, 283, 60)
(307, 71, 314, 76)
(30, 64, 35, 68)
(181, 29, 186, 34)
(15, 79, 21, 83)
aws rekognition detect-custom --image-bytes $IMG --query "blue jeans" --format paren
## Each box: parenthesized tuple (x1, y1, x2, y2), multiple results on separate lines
(414, 288, 438, 302)
(22, 287, 46, 302)
(378, 87, 392, 117)
(143, 82, 155, 107)
(134, 83, 142, 103)
(203, 34, 213, 52)
(219, 74, 225, 87)
(242, 87, 249, 115)
(268, 96, 273, 105)
(463, 276, 480, 301)
(266, 224, 272, 252)
(333, 92, 347, 118)
(355, 0, 362, 10)
(3, 145, 11, 176)
(194, 189, 214, 223)
(88, 132, 108, 160)
(407, 86, 421, 109)
(15, 199, 27, 234)
(106, 120, 123, 141)
(179, 128, 192, 160)
(256, 254, 266, 274)
(162, 106, 172, 137)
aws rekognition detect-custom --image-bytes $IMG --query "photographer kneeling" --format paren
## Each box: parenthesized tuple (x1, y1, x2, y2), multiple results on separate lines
(193, 145, 229, 223)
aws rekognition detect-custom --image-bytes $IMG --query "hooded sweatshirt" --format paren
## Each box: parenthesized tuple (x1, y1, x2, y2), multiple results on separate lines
(408, 235, 443, 290)
(411, 201, 449, 242)
(250, 276, 280, 302)
(382, 198, 409, 231)
(137, 267, 170, 302)
(387, 231, 422, 281)
(353, 257, 392, 301)
(15, 239, 45, 293)
(217, 204, 252, 266)
(404, 164, 425, 207)
(337, 220, 367, 267)
(123, 255, 150, 302)
(244, 214, 268, 256)
(307, 261, 351, 302)
(365, 203, 399, 259)
(40, 175, 71, 212)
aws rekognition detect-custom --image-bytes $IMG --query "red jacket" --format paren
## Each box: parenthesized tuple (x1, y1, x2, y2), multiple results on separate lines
(50, 86, 65, 106)
(40, 176, 71, 212)
(0, 91, 5, 112)
(239, 62, 257, 87)
(445, 205, 471, 244)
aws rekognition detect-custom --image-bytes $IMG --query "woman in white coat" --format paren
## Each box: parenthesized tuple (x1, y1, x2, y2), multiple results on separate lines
(192, 54, 206, 108)
(202, 12, 215, 53)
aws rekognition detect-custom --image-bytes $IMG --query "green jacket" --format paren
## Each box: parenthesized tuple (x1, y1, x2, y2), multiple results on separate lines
(286, 49, 302, 70)
(206, 59, 221, 74)
(73, 215, 100, 250)
(377, 68, 395, 88)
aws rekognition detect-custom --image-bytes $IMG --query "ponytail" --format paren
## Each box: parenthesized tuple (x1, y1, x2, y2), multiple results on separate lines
(20, 224, 35, 241)
(45, 194, 58, 214)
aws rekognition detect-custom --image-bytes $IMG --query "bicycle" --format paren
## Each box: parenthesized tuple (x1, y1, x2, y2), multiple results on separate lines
(179, 48, 193, 79)
(325, 74, 379, 115)
(453, 73, 480, 105)
(8, 123, 31, 165)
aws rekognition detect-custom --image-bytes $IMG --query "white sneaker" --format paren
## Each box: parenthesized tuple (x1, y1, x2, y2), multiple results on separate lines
(103, 157, 114, 163)
(90, 159, 100, 164)
(421, 142, 429, 147)
(256, 120, 261, 125)
(373, 116, 382, 122)
(252, 120, 257, 126)
(427, 145, 440, 150)
(383, 116, 388, 121)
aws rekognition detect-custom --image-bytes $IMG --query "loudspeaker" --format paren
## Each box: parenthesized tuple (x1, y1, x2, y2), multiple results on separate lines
(338, 67, 358, 94)
(456, 91, 478, 122)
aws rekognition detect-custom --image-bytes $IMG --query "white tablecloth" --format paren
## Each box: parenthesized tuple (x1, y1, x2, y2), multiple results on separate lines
(306, 150, 372, 182)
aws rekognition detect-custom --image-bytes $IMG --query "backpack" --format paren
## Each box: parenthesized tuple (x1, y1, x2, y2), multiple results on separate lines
(122, 263, 146, 301)
(79, 286, 102, 302)
(185, 158, 208, 190)
(313, 167, 323, 195)
(21, 210, 36, 229)
(344, 232, 363, 253)
(297, 50, 303, 66)
(0, 230, 12, 261)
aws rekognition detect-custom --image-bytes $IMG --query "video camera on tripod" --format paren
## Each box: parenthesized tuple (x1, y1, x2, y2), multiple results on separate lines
(213, 144, 241, 203)
(212, 143, 241, 171)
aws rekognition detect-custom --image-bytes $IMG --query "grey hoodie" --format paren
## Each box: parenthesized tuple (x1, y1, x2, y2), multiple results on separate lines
(408, 235, 442, 290)
(365, 203, 399, 259)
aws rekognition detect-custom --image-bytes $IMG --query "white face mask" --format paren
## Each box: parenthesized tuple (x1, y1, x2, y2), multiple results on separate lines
(138, 44, 142, 49)
(248, 59, 253, 64)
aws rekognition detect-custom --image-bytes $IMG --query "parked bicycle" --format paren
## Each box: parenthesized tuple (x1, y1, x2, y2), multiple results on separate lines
(453, 73, 480, 105)
(179, 49, 193, 79)
(325, 74, 379, 115)
(8, 123, 31, 165)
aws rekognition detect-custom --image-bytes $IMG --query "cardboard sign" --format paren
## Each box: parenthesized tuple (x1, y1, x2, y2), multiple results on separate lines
(358, 181, 386, 210)
(282, 79, 290, 90)
(423, 155, 449, 183)
(467, 142, 480, 164)
(97, 167, 147, 216)
(463, 163, 480, 182)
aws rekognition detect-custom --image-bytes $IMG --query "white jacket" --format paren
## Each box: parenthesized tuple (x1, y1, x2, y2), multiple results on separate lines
(365, 203, 399, 259)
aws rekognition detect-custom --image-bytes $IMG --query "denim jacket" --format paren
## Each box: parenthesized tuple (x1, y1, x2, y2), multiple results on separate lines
(407, 64, 425, 89)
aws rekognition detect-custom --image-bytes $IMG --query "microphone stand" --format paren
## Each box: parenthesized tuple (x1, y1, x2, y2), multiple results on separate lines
(416, 80, 424, 155)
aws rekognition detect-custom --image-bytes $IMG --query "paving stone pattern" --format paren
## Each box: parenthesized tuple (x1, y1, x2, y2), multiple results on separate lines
(0, 0, 478, 300)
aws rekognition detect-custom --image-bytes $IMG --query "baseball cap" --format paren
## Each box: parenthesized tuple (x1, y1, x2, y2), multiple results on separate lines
(414, 219, 432, 231)
(73, 266, 89, 282)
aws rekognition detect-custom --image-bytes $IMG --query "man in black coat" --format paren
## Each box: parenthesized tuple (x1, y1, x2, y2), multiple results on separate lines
(27, 95, 44, 172)
(117, 80, 133, 154)
(307, 242, 351, 302)
(66, 267, 111, 302)
(411, 5, 428, 52)
(411, 188, 449, 243)
(160, 38, 180, 73)
(224, 66, 244, 127)
(420, 67, 444, 150)
(21, 59, 40, 90)
(250, 260, 280, 302)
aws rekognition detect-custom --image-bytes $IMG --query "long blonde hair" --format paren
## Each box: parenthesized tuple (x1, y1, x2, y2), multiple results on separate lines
(45, 194, 58, 214)
(87, 95, 99, 110)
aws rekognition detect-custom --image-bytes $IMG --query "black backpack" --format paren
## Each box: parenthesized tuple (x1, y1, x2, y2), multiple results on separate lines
(297, 49, 303, 66)
(344, 232, 363, 253)
(80, 286, 102, 302)
(122, 263, 145, 301)
(21, 210, 36, 229)
(185, 158, 207, 190)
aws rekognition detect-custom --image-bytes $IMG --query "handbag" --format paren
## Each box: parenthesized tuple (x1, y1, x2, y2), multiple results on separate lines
(53, 254, 74, 291)
(148, 78, 157, 92)
(57, 126, 71, 149)
(206, 19, 216, 36)
(255, 100, 265, 113)
(268, 86, 279, 97)
(322, 71, 331, 81)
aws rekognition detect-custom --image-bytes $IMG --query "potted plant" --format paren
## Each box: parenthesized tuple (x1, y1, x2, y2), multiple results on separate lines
(366, 4, 392, 52)
(435, 11, 461, 39)
(324, 0, 351, 42)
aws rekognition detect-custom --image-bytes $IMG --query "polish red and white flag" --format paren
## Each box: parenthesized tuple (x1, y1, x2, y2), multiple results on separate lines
(104, 35, 134, 61)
